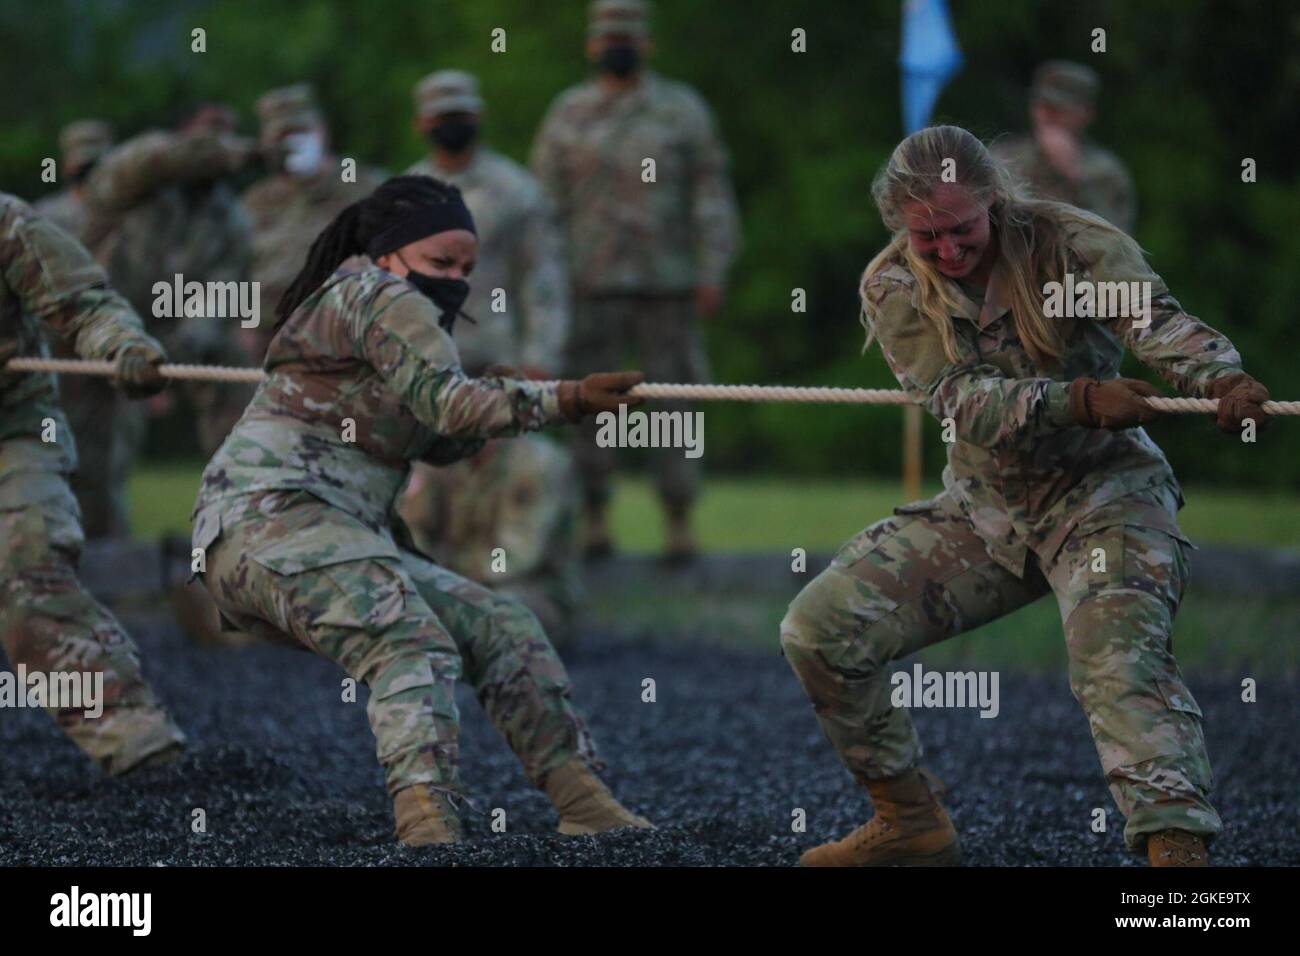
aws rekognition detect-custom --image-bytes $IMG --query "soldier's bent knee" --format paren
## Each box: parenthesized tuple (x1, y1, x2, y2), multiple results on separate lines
(781, 567, 897, 677)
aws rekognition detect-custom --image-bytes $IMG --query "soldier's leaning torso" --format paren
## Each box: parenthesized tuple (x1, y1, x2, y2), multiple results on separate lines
(197, 258, 445, 528)
(1, 196, 75, 448)
(868, 228, 1187, 573)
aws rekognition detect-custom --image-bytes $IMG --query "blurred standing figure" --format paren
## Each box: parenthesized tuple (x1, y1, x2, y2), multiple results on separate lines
(407, 71, 570, 381)
(400, 69, 581, 641)
(81, 103, 256, 457)
(35, 120, 114, 239)
(531, 0, 741, 562)
(241, 84, 384, 362)
(0, 192, 186, 774)
(36, 121, 130, 537)
(993, 61, 1137, 234)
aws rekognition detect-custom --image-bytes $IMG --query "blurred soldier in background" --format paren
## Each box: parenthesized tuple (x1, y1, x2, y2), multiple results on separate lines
(993, 60, 1137, 234)
(241, 83, 383, 362)
(531, 0, 740, 563)
(0, 192, 186, 774)
(35, 121, 131, 537)
(80, 102, 257, 457)
(78, 104, 257, 642)
(399, 69, 581, 641)
(35, 120, 114, 239)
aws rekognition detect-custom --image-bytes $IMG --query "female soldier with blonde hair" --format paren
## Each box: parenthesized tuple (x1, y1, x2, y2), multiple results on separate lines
(781, 125, 1270, 867)
(191, 175, 650, 845)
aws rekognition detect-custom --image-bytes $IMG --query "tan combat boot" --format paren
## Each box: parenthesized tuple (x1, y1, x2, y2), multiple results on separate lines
(799, 768, 961, 867)
(543, 760, 653, 835)
(1147, 829, 1208, 866)
(393, 785, 462, 847)
(93, 707, 187, 777)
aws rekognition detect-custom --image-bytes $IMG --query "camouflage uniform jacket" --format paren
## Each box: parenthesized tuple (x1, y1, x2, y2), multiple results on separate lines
(193, 256, 565, 534)
(530, 70, 740, 296)
(1, 193, 161, 469)
(993, 134, 1137, 234)
(241, 163, 384, 332)
(862, 215, 1245, 579)
(79, 131, 252, 345)
(407, 149, 569, 373)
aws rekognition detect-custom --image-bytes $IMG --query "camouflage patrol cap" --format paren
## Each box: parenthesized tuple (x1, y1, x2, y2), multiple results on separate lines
(59, 119, 114, 175)
(256, 83, 323, 143)
(588, 0, 650, 37)
(414, 70, 484, 118)
(1031, 60, 1099, 109)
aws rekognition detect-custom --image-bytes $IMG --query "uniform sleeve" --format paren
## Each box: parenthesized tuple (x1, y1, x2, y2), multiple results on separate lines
(529, 102, 570, 228)
(514, 188, 571, 372)
(358, 286, 564, 437)
(863, 273, 1074, 450)
(685, 96, 741, 289)
(1071, 222, 1244, 397)
(1, 201, 162, 360)
(83, 131, 236, 215)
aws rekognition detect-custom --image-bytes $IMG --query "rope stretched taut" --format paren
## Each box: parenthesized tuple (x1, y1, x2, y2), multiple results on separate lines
(6, 357, 1300, 414)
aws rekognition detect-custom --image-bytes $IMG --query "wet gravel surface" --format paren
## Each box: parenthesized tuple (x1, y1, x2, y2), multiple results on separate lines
(2, 620, 1296, 867)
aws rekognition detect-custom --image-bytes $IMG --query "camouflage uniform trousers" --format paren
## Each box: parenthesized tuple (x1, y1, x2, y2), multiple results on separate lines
(398, 435, 583, 644)
(0, 437, 185, 773)
(567, 294, 709, 511)
(780, 481, 1221, 852)
(199, 488, 600, 797)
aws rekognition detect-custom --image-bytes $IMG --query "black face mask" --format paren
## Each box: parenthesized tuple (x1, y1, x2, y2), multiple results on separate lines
(399, 257, 473, 333)
(428, 119, 479, 154)
(69, 159, 100, 187)
(599, 43, 641, 77)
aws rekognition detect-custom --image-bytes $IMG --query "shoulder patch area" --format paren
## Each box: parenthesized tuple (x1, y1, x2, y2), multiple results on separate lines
(861, 262, 915, 306)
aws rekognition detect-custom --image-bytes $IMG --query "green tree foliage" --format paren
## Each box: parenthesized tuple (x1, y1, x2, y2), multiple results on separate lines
(4, 0, 1297, 487)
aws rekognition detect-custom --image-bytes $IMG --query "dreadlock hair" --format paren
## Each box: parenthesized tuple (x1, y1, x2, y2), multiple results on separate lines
(274, 174, 467, 330)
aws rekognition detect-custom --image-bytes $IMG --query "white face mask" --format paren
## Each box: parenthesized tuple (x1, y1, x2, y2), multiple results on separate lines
(282, 130, 324, 176)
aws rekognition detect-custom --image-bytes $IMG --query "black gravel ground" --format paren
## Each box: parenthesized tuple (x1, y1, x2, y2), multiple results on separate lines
(1, 617, 1296, 867)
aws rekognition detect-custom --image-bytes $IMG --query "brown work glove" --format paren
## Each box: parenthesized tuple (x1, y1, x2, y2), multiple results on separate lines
(556, 371, 645, 423)
(1207, 372, 1270, 434)
(1067, 376, 1162, 430)
(114, 343, 168, 399)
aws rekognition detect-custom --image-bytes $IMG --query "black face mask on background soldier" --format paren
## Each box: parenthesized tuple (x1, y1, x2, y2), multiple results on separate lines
(599, 43, 641, 78)
(69, 160, 100, 187)
(428, 119, 479, 154)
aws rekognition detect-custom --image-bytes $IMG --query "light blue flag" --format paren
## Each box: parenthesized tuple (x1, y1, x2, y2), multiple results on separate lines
(900, 0, 964, 133)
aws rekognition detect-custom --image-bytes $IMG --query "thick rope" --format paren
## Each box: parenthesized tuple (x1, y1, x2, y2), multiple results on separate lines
(7, 357, 1300, 414)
